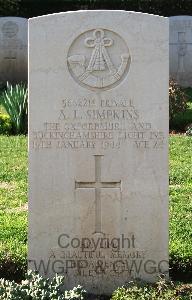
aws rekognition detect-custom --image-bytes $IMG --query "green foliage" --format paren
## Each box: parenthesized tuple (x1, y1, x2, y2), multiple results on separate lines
(0, 212, 27, 281)
(0, 113, 12, 135)
(0, 270, 86, 299)
(170, 86, 192, 132)
(0, 136, 27, 281)
(0, 0, 21, 16)
(169, 136, 192, 282)
(170, 104, 192, 132)
(2, 0, 192, 18)
(0, 83, 28, 135)
(186, 124, 192, 136)
(0, 105, 6, 114)
(169, 80, 188, 127)
(112, 278, 192, 300)
(0, 82, 6, 93)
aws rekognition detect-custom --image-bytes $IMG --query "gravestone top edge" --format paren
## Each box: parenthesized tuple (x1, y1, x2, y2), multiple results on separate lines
(28, 10, 168, 22)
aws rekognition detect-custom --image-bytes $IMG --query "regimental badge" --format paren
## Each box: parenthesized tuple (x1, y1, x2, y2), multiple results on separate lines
(67, 28, 131, 90)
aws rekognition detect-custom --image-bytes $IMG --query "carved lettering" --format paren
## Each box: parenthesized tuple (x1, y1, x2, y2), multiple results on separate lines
(31, 98, 165, 151)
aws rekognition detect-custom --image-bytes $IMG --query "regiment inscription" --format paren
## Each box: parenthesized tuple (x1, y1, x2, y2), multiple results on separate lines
(32, 96, 165, 151)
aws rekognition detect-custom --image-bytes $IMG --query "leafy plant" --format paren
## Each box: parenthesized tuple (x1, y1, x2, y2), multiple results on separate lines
(169, 80, 188, 126)
(186, 124, 192, 136)
(0, 270, 86, 300)
(0, 113, 12, 134)
(112, 278, 192, 300)
(0, 82, 28, 135)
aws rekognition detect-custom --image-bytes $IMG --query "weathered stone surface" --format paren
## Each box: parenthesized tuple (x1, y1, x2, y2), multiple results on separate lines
(169, 15, 192, 87)
(0, 17, 27, 84)
(28, 11, 169, 295)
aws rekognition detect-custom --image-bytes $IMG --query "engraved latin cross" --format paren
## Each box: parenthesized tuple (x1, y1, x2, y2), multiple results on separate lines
(75, 155, 121, 233)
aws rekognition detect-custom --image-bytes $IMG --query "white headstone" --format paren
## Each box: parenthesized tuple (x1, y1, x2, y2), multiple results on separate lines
(0, 17, 28, 84)
(29, 11, 169, 295)
(169, 15, 192, 87)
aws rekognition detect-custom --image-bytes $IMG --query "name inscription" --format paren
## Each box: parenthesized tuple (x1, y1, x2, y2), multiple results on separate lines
(32, 97, 165, 151)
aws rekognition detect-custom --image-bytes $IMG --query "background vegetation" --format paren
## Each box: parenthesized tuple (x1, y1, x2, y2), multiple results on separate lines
(0, 136, 27, 281)
(112, 279, 192, 300)
(2, 0, 192, 18)
(169, 136, 192, 282)
(0, 83, 28, 135)
(170, 87, 192, 132)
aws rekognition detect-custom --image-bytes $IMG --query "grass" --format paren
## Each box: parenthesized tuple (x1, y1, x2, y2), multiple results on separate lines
(0, 136, 27, 280)
(0, 135, 191, 287)
(169, 135, 192, 282)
